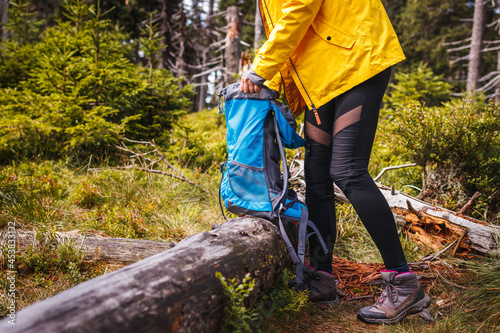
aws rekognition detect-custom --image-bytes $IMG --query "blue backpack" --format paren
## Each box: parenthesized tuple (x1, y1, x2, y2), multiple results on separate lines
(217, 83, 327, 285)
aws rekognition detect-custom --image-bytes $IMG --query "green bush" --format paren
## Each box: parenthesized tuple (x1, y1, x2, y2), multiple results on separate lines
(378, 65, 500, 220)
(167, 109, 227, 171)
(0, 0, 191, 164)
(383, 98, 500, 218)
(383, 63, 453, 112)
(371, 64, 453, 193)
(216, 271, 260, 333)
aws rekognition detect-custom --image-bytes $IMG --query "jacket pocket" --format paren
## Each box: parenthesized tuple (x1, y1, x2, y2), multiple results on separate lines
(311, 19, 356, 49)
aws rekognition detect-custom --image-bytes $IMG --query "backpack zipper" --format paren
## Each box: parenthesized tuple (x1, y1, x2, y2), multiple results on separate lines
(261, 0, 321, 125)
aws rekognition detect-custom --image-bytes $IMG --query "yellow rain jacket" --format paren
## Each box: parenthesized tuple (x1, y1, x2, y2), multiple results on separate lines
(253, 0, 406, 118)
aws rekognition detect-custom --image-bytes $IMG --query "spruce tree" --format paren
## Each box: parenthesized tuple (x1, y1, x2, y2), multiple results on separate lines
(0, 0, 190, 164)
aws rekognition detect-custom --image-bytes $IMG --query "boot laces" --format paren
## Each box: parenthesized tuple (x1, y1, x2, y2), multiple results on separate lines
(376, 281, 399, 306)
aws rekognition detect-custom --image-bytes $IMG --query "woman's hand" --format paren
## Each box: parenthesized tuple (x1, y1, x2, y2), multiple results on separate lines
(240, 75, 262, 94)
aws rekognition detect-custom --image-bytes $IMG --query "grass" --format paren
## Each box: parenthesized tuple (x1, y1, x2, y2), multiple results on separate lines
(0, 109, 499, 332)
(0, 160, 221, 241)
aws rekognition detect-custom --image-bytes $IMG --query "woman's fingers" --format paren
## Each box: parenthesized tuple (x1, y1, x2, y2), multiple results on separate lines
(240, 76, 262, 94)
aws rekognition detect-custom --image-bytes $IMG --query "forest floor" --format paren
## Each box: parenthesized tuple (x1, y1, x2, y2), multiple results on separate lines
(0, 226, 494, 332)
(268, 256, 474, 333)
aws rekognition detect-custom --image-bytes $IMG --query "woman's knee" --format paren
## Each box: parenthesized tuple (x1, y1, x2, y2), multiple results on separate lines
(305, 139, 334, 196)
(330, 166, 370, 193)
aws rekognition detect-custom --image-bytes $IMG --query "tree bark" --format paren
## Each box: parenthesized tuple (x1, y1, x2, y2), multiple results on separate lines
(467, 0, 485, 92)
(495, 26, 500, 103)
(254, 1, 264, 50)
(0, 217, 292, 333)
(0, 0, 9, 42)
(198, 0, 215, 111)
(175, 4, 187, 85)
(0, 230, 176, 264)
(224, 6, 242, 85)
(159, 0, 176, 70)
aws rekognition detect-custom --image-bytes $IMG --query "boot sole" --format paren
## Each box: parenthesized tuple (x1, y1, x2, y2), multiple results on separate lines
(357, 294, 431, 325)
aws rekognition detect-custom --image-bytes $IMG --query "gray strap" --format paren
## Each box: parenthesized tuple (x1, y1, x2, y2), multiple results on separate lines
(294, 206, 309, 284)
(218, 163, 227, 221)
(277, 208, 299, 264)
(306, 220, 328, 255)
(272, 113, 289, 212)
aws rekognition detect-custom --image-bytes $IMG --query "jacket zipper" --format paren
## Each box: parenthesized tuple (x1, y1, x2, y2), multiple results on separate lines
(261, 0, 321, 125)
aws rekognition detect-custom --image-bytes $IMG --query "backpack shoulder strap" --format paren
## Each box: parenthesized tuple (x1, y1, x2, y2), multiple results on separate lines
(271, 111, 289, 213)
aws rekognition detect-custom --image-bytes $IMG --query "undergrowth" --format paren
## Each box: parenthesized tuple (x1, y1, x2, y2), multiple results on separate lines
(0, 160, 221, 241)
(217, 269, 310, 333)
(0, 107, 499, 332)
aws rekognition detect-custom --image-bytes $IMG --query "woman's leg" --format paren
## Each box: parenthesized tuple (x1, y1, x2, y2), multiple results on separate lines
(329, 67, 407, 270)
(303, 90, 336, 272)
(305, 67, 407, 271)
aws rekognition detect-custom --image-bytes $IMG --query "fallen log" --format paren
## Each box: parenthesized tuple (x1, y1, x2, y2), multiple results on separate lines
(0, 230, 175, 264)
(0, 217, 292, 333)
(379, 185, 499, 255)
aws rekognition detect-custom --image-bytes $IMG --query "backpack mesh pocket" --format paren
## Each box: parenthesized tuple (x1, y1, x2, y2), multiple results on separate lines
(227, 161, 269, 203)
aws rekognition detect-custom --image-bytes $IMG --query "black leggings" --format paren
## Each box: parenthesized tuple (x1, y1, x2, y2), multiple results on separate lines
(304, 67, 407, 272)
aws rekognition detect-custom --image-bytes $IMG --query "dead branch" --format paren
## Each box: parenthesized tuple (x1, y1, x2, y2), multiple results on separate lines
(372, 163, 417, 182)
(459, 191, 481, 215)
(443, 37, 473, 46)
(89, 138, 207, 193)
(418, 240, 458, 262)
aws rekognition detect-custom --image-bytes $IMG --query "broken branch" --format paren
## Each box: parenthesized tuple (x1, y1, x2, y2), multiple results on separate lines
(372, 163, 417, 182)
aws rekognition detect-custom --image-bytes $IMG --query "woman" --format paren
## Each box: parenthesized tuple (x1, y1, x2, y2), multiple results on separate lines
(240, 0, 430, 325)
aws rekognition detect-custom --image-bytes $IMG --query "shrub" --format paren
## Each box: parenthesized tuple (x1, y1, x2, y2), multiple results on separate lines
(216, 272, 260, 333)
(0, 0, 191, 164)
(383, 63, 453, 112)
(167, 109, 227, 171)
(383, 97, 500, 218)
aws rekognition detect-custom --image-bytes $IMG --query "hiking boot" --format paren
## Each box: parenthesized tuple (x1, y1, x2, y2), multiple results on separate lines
(357, 270, 431, 324)
(300, 265, 340, 305)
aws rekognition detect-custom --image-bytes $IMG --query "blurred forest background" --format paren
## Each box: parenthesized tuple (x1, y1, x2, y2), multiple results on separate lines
(0, 0, 499, 332)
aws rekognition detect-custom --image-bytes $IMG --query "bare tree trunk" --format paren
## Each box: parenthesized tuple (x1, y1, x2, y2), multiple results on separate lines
(467, 0, 485, 92)
(0, 230, 175, 264)
(224, 6, 242, 85)
(254, 0, 263, 50)
(176, 4, 187, 87)
(495, 25, 500, 103)
(0, 0, 9, 42)
(198, 0, 215, 111)
(159, 0, 174, 70)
